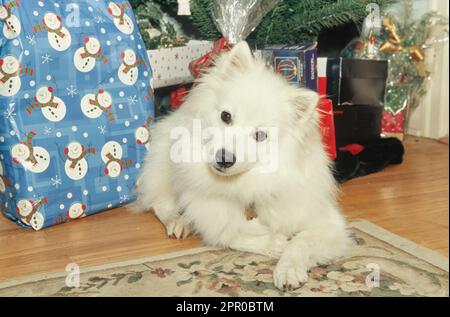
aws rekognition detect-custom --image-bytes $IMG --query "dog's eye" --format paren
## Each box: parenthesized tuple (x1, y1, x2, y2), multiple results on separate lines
(221, 111, 232, 124)
(254, 130, 267, 142)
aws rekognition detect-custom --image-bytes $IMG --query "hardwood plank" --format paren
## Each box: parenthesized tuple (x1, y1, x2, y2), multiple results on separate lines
(0, 210, 203, 281)
(339, 136, 449, 256)
(0, 136, 448, 282)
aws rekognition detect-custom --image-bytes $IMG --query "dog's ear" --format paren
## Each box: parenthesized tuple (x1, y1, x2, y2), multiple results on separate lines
(291, 89, 319, 123)
(215, 41, 254, 77)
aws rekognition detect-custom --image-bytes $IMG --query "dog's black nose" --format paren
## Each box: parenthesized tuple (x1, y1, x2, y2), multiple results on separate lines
(215, 149, 236, 169)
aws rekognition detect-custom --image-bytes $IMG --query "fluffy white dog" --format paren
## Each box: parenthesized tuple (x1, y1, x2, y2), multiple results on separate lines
(134, 42, 350, 290)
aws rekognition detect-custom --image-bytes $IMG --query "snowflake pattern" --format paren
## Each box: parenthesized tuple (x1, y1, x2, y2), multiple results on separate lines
(66, 85, 78, 98)
(41, 54, 53, 64)
(94, 16, 105, 24)
(44, 126, 53, 136)
(51, 175, 62, 188)
(26, 35, 36, 46)
(3, 103, 16, 120)
(98, 125, 107, 135)
(119, 195, 130, 204)
(128, 95, 138, 106)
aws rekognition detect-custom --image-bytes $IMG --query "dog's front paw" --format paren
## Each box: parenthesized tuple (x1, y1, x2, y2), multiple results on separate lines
(273, 258, 308, 291)
(165, 218, 191, 239)
(264, 234, 289, 259)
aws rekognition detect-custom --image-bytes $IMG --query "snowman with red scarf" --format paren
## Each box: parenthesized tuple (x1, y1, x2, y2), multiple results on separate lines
(107, 1, 134, 35)
(101, 141, 132, 178)
(135, 116, 152, 150)
(33, 12, 72, 52)
(11, 131, 50, 174)
(64, 141, 96, 181)
(0, 1, 22, 39)
(16, 197, 47, 230)
(26, 86, 67, 122)
(80, 89, 115, 121)
(118, 49, 145, 86)
(0, 55, 33, 97)
(67, 202, 87, 220)
(74, 37, 108, 73)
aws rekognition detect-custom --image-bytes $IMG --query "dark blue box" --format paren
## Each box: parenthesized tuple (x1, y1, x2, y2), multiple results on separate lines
(256, 43, 318, 92)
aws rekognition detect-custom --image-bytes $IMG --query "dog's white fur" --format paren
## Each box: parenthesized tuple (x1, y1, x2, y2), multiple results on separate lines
(134, 42, 351, 290)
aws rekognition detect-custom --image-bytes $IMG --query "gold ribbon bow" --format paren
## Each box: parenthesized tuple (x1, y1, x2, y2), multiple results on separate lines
(380, 18, 426, 77)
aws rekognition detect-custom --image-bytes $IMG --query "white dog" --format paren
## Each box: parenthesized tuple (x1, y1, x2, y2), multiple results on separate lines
(134, 42, 350, 290)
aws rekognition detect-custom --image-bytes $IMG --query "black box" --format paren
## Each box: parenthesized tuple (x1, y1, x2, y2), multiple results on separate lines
(333, 105, 383, 147)
(325, 58, 341, 107)
(339, 58, 388, 106)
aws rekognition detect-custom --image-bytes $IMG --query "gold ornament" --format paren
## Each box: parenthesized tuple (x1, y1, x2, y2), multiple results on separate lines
(409, 45, 424, 62)
(379, 40, 402, 53)
(380, 18, 426, 77)
(382, 18, 401, 44)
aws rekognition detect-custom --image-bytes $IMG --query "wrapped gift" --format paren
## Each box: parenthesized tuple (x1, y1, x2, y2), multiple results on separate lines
(329, 58, 388, 146)
(317, 57, 341, 106)
(380, 83, 412, 141)
(0, 0, 154, 230)
(187, 1, 277, 78)
(147, 41, 214, 89)
(339, 58, 388, 106)
(381, 111, 405, 141)
(256, 43, 318, 91)
(317, 98, 337, 160)
(333, 105, 383, 147)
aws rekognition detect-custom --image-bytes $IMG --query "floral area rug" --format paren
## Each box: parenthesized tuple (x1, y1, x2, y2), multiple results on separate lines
(0, 221, 448, 297)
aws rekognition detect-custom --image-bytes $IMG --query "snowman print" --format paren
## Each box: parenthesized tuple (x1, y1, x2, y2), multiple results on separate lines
(74, 37, 108, 73)
(0, 55, 33, 97)
(16, 197, 47, 231)
(107, 1, 134, 35)
(33, 12, 72, 52)
(80, 89, 115, 121)
(0, 1, 21, 39)
(64, 141, 96, 181)
(26, 86, 67, 122)
(67, 202, 86, 220)
(118, 49, 144, 86)
(0, 163, 11, 193)
(135, 126, 150, 150)
(11, 131, 50, 174)
(135, 116, 153, 150)
(101, 141, 132, 178)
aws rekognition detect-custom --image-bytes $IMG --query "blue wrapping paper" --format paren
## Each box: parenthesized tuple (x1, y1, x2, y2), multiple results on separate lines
(0, 0, 154, 230)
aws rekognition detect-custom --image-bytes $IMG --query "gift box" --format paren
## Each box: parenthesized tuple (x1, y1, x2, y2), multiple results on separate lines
(256, 43, 318, 91)
(0, 0, 154, 230)
(317, 57, 341, 106)
(317, 98, 337, 160)
(325, 58, 388, 147)
(147, 40, 214, 89)
(339, 58, 388, 106)
(381, 111, 405, 141)
(333, 105, 383, 147)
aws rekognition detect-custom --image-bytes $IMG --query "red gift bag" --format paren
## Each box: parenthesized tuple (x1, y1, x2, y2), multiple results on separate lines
(317, 98, 337, 160)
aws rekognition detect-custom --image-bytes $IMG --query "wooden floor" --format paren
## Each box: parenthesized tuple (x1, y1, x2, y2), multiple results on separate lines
(0, 137, 448, 282)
